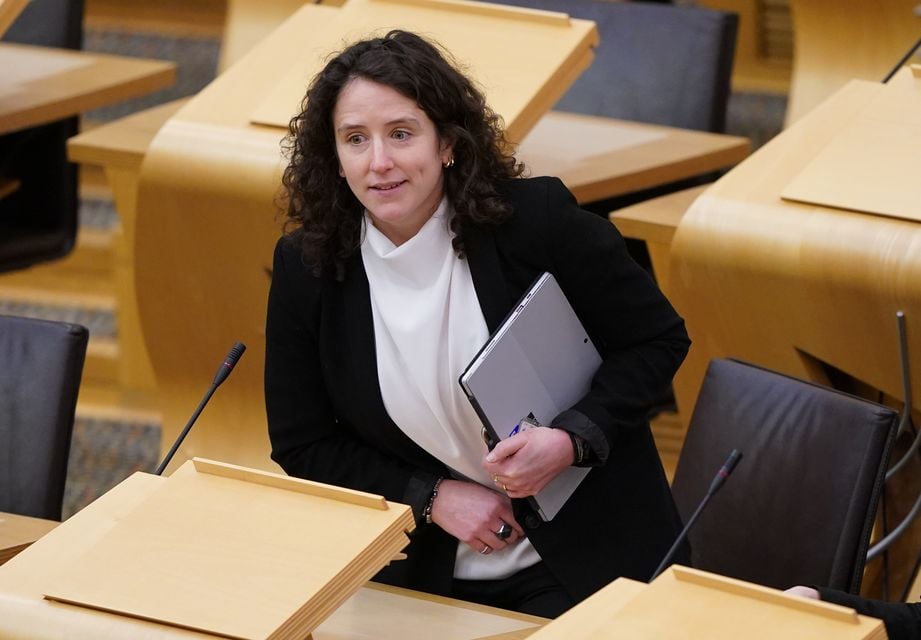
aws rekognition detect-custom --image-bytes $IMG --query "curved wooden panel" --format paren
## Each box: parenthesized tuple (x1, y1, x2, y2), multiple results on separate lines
(786, 0, 921, 126)
(136, 118, 283, 472)
(669, 76, 921, 429)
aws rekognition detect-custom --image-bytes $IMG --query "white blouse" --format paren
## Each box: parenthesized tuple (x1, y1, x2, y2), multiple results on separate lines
(360, 199, 541, 580)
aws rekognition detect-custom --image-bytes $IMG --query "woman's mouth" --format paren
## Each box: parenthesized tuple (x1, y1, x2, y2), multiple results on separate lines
(372, 181, 405, 191)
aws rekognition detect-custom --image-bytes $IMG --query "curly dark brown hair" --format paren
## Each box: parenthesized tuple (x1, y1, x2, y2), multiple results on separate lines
(281, 30, 524, 279)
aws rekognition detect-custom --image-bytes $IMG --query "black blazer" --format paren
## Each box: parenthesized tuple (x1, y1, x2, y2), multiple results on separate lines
(819, 588, 921, 640)
(265, 177, 690, 602)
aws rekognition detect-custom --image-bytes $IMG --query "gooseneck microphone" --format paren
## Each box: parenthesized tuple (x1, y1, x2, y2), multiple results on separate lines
(154, 342, 247, 476)
(650, 448, 743, 581)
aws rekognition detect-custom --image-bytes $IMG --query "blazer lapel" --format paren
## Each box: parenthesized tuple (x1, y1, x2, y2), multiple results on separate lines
(463, 223, 513, 333)
(341, 253, 381, 405)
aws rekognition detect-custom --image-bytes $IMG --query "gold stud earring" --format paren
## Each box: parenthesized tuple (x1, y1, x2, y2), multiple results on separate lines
(443, 157, 455, 168)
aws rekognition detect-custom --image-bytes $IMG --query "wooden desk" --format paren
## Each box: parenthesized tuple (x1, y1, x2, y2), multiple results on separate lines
(0, 472, 544, 639)
(520, 112, 748, 204)
(0, 512, 57, 566)
(0, 42, 175, 135)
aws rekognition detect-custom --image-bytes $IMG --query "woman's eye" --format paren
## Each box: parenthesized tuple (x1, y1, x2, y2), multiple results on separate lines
(392, 130, 410, 141)
(346, 134, 365, 145)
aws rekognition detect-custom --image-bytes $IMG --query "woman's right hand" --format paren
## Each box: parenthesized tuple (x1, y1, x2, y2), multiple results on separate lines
(430, 479, 525, 555)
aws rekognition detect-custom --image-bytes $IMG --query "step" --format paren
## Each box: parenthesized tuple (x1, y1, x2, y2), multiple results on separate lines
(0, 229, 116, 299)
(0, 287, 119, 386)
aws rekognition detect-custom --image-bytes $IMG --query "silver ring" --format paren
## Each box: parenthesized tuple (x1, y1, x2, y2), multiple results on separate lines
(480, 544, 492, 555)
(496, 522, 513, 540)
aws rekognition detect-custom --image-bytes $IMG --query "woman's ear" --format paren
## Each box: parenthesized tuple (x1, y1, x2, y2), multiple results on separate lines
(338, 163, 345, 178)
(440, 139, 456, 167)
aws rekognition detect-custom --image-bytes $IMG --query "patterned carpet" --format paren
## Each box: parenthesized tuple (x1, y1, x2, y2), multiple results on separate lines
(31, 26, 786, 520)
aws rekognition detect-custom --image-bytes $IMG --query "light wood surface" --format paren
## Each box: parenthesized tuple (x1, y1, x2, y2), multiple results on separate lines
(0, 470, 544, 640)
(781, 69, 921, 223)
(0, 512, 57, 566)
(0, 0, 28, 37)
(0, 42, 176, 135)
(67, 99, 190, 396)
(610, 183, 710, 246)
(786, 0, 921, 126)
(669, 73, 921, 437)
(519, 113, 748, 204)
(245, 0, 597, 143)
(527, 566, 885, 639)
(44, 459, 414, 639)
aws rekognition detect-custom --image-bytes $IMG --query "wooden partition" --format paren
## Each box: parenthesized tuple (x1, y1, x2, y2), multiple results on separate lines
(668, 69, 921, 428)
(786, 0, 921, 126)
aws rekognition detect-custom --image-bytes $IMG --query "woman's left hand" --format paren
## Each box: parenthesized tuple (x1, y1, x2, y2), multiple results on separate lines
(482, 427, 574, 498)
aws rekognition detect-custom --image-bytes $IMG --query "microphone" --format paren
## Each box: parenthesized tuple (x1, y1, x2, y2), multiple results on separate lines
(649, 448, 743, 581)
(154, 342, 247, 476)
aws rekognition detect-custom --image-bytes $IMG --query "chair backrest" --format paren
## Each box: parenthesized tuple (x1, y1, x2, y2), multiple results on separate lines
(0, 0, 84, 273)
(0, 314, 88, 520)
(670, 358, 899, 593)
(484, 0, 738, 132)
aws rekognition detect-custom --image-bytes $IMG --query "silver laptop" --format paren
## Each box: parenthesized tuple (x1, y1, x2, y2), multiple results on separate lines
(459, 272, 602, 521)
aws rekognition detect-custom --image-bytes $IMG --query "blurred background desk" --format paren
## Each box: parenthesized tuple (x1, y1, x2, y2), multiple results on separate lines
(0, 512, 58, 566)
(0, 42, 174, 135)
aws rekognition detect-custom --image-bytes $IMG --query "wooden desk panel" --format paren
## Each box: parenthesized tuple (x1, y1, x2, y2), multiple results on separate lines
(0, 473, 543, 639)
(0, 42, 175, 135)
(519, 112, 748, 204)
(0, 512, 57, 566)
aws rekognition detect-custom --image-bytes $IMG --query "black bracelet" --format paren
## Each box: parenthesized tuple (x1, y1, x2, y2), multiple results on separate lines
(424, 477, 444, 524)
(566, 430, 585, 465)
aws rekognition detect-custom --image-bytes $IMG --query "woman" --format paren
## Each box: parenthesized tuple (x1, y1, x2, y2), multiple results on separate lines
(265, 30, 690, 617)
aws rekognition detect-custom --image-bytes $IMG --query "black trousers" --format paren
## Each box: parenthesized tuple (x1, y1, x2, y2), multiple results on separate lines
(451, 561, 575, 619)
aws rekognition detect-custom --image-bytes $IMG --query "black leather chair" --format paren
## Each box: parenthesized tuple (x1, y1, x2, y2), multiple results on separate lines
(670, 359, 899, 593)
(0, 314, 88, 520)
(483, 0, 739, 276)
(487, 0, 738, 133)
(0, 0, 84, 273)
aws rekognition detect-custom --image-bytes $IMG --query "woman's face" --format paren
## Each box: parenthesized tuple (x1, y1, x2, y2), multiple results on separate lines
(333, 77, 453, 246)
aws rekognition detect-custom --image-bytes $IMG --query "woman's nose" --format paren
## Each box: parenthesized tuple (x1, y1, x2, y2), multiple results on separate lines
(369, 140, 394, 173)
